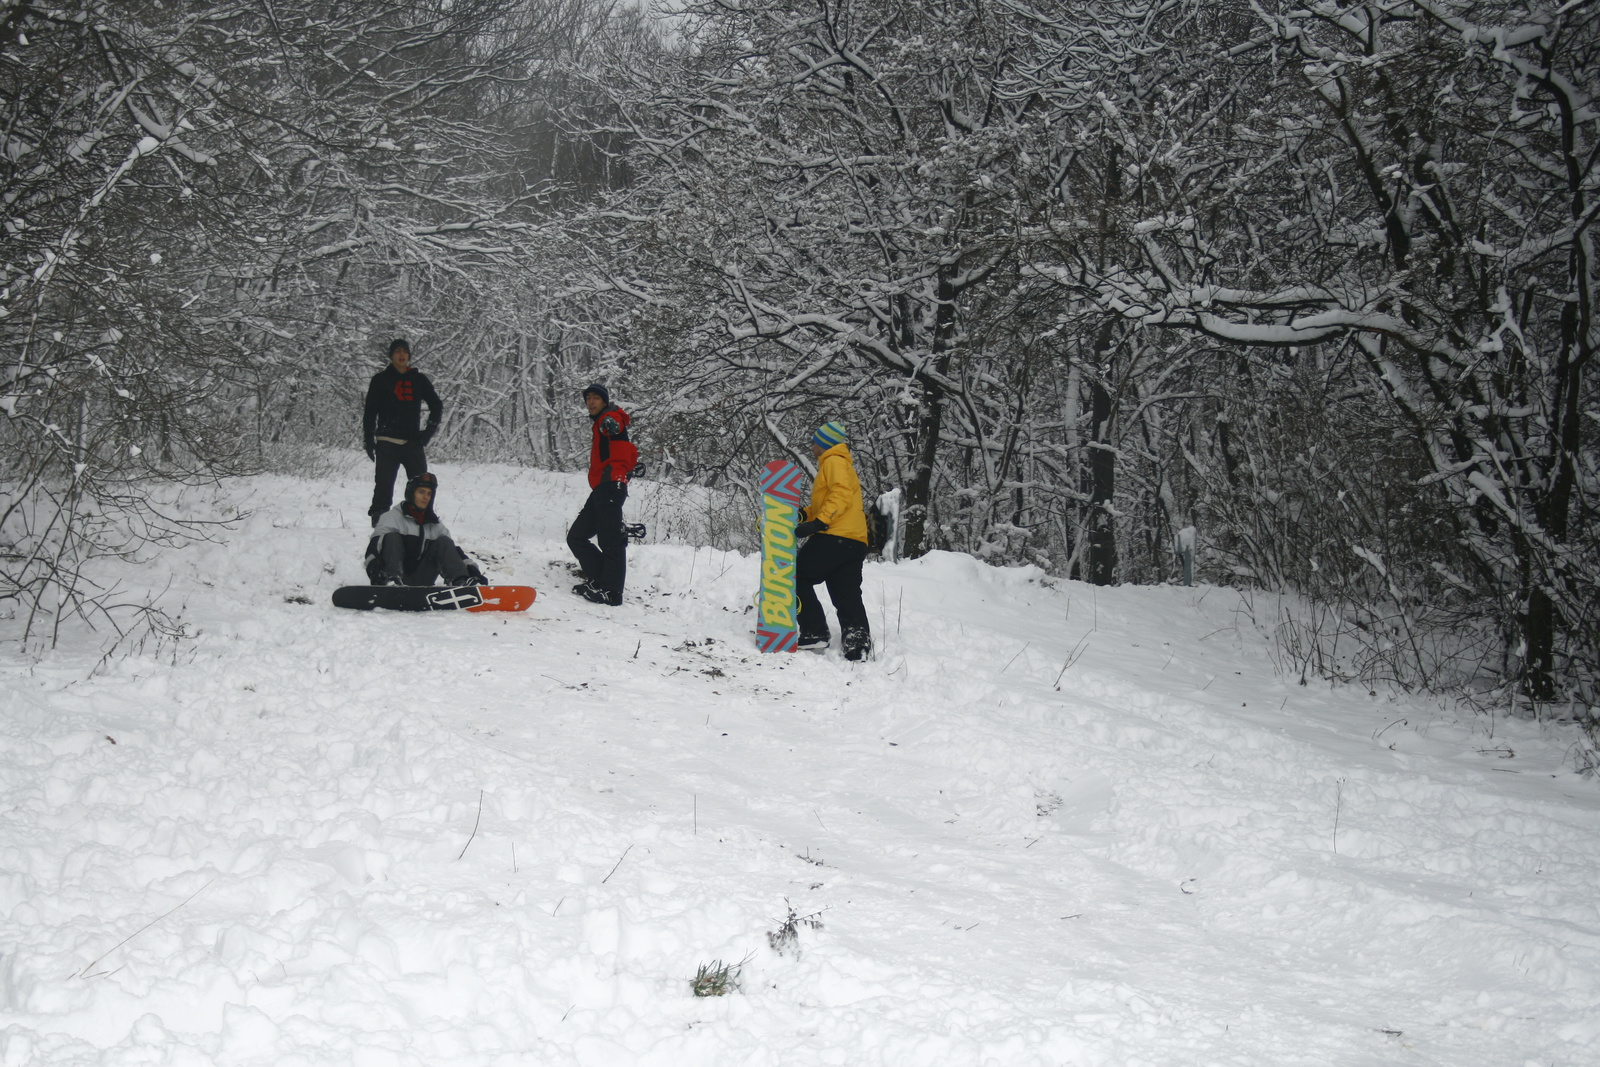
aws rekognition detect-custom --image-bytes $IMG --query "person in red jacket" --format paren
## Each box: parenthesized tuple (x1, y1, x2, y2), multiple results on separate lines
(568, 383, 637, 605)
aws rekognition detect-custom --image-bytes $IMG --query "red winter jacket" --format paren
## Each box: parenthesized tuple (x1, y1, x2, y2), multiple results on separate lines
(588, 405, 638, 488)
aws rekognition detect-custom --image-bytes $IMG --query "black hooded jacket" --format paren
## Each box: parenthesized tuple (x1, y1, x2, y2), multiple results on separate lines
(364, 365, 443, 448)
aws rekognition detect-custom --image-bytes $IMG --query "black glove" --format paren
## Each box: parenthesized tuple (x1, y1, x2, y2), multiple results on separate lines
(795, 519, 827, 538)
(377, 572, 404, 587)
(420, 429, 435, 447)
(365, 442, 376, 460)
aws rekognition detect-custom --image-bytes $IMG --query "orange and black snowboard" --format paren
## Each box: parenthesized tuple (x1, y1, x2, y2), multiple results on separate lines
(332, 585, 536, 613)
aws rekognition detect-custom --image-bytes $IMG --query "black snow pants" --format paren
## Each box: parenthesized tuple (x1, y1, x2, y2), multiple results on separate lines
(369, 440, 427, 524)
(567, 481, 627, 604)
(370, 532, 470, 586)
(796, 533, 871, 658)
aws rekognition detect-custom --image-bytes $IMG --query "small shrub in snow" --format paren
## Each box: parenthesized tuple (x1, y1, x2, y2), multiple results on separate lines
(691, 958, 743, 997)
(767, 901, 826, 959)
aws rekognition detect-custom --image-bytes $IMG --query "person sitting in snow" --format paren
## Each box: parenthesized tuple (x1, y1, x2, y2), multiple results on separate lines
(794, 420, 872, 661)
(365, 472, 486, 587)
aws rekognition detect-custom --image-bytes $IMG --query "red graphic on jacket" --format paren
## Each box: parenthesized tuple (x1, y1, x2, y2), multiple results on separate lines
(363, 364, 442, 448)
(588, 406, 638, 488)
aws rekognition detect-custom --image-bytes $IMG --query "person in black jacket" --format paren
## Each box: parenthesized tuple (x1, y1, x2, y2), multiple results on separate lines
(362, 338, 443, 525)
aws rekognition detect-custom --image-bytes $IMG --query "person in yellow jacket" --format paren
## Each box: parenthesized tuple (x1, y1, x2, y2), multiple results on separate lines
(793, 420, 872, 660)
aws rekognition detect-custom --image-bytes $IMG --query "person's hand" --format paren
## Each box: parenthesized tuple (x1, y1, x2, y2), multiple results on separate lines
(420, 429, 435, 447)
(794, 519, 827, 538)
(365, 443, 376, 460)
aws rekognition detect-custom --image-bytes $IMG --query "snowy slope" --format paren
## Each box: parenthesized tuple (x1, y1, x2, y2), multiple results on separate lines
(1, 456, 1596, 1067)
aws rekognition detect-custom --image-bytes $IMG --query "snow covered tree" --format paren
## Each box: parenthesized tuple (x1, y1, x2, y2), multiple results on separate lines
(0, 0, 570, 647)
(582, 0, 1074, 559)
(1010, 0, 1597, 703)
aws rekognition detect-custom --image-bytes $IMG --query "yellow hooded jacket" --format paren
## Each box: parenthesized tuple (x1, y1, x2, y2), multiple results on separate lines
(805, 443, 868, 544)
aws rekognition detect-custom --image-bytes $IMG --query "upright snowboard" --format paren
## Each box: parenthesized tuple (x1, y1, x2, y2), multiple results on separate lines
(757, 459, 806, 652)
(332, 585, 537, 613)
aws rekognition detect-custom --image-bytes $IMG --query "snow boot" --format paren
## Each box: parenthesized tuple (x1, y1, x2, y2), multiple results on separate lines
(573, 580, 620, 606)
(842, 626, 872, 662)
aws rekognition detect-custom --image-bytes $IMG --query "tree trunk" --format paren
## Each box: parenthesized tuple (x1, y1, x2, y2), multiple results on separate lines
(544, 322, 561, 467)
(1086, 318, 1118, 585)
(1087, 374, 1117, 585)
(900, 266, 959, 559)
(1524, 284, 1589, 703)
(1526, 583, 1556, 703)
(900, 381, 945, 558)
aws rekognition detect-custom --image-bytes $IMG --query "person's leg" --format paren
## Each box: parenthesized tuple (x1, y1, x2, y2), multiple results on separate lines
(370, 442, 403, 522)
(376, 532, 407, 582)
(433, 536, 470, 583)
(364, 537, 385, 583)
(795, 583, 827, 641)
(567, 490, 605, 580)
(409, 554, 441, 586)
(452, 543, 485, 584)
(824, 539, 871, 659)
(794, 536, 839, 640)
(593, 483, 627, 604)
(407, 537, 457, 586)
(401, 440, 427, 480)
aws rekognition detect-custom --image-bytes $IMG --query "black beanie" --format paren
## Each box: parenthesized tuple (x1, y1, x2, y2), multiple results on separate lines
(404, 471, 437, 504)
(582, 383, 610, 407)
(389, 338, 411, 359)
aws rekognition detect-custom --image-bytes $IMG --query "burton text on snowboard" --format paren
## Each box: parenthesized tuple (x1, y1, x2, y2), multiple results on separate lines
(757, 459, 805, 652)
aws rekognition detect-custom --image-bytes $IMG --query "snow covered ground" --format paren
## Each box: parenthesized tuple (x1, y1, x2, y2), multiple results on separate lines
(1, 456, 1596, 1066)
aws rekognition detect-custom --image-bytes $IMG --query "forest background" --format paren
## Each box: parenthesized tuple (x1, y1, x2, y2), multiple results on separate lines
(1, 1, 1596, 736)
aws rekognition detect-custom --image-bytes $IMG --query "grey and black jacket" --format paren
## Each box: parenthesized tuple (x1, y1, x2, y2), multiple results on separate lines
(365, 503, 462, 583)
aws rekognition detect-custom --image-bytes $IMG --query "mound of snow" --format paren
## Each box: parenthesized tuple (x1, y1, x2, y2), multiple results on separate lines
(1, 457, 1596, 1066)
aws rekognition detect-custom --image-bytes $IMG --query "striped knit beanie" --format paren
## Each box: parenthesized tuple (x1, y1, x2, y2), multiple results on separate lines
(812, 420, 847, 449)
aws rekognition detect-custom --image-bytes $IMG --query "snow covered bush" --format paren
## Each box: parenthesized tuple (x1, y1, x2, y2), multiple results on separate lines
(690, 958, 743, 997)
(576, 0, 1595, 718)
